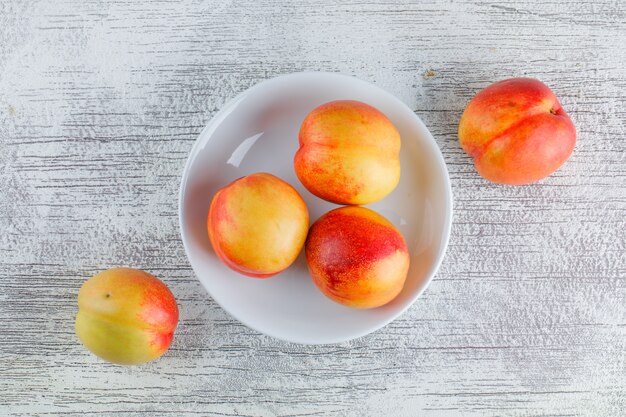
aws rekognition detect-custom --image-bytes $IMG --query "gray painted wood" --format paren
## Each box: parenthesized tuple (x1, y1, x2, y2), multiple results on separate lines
(1, 0, 625, 416)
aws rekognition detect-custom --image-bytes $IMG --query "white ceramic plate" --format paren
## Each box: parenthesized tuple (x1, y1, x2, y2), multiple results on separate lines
(179, 72, 452, 344)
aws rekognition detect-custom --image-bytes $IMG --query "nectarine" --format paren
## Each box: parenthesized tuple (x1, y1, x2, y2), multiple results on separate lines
(207, 172, 309, 278)
(295, 100, 401, 205)
(458, 78, 576, 184)
(305, 206, 410, 308)
(75, 268, 178, 365)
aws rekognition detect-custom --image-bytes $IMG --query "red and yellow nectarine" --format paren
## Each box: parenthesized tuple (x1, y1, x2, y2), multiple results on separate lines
(295, 100, 401, 205)
(75, 268, 178, 365)
(207, 172, 309, 278)
(458, 78, 576, 185)
(305, 206, 410, 309)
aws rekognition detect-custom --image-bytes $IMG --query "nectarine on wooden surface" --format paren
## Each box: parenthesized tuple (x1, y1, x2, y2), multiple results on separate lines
(75, 268, 178, 365)
(458, 78, 575, 185)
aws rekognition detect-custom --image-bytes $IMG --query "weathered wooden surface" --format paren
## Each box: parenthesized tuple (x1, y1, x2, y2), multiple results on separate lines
(1, 0, 625, 416)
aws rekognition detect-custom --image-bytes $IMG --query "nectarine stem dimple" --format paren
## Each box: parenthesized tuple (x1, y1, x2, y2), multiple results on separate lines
(550, 108, 557, 115)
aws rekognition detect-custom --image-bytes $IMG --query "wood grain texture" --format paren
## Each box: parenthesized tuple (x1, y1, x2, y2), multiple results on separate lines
(1, 0, 625, 416)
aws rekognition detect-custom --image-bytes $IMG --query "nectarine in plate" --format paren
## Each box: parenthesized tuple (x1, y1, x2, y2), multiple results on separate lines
(179, 72, 452, 344)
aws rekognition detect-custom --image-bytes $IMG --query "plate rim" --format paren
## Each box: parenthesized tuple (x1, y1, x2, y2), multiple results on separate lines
(178, 71, 453, 344)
